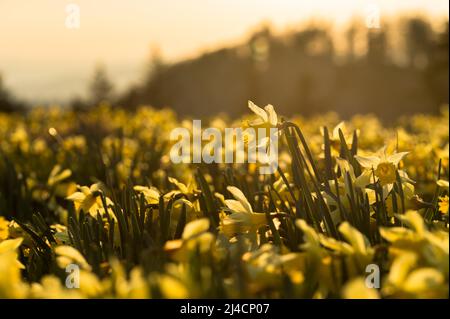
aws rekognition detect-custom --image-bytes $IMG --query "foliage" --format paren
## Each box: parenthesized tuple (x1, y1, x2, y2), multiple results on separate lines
(0, 103, 448, 298)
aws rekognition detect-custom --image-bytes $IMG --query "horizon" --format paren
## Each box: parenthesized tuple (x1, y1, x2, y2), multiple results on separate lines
(0, 0, 448, 104)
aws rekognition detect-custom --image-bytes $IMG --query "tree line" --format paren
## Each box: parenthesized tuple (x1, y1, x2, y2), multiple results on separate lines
(1, 16, 448, 120)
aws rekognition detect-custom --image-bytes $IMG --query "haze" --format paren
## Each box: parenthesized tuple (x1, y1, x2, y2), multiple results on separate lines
(0, 0, 448, 103)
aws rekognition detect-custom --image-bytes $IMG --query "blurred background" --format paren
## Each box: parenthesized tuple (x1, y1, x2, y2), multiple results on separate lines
(0, 0, 448, 120)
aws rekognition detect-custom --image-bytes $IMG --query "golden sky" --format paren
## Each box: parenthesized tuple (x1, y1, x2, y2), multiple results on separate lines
(0, 0, 448, 102)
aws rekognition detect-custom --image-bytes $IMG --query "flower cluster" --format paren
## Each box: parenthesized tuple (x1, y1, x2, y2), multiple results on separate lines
(0, 103, 448, 298)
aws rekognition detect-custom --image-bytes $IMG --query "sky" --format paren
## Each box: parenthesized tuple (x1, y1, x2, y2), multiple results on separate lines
(0, 0, 448, 103)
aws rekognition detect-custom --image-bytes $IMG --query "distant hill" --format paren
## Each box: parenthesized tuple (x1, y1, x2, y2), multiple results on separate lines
(119, 19, 449, 121)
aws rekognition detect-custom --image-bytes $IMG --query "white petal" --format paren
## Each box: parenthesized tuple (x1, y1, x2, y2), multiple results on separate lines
(168, 177, 189, 193)
(66, 192, 85, 202)
(437, 179, 449, 189)
(338, 222, 371, 255)
(224, 199, 248, 214)
(248, 101, 268, 122)
(248, 118, 265, 127)
(89, 183, 101, 193)
(399, 170, 415, 184)
(227, 186, 253, 214)
(335, 157, 355, 180)
(354, 155, 380, 168)
(382, 184, 393, 199)
(387, 152, 409, 165)
(377, 146, 388, 161)
(182, 218, 210, 239)
(264, 104, 278, 126)
(0, 238, 23, 253)
(355, 170, 375, 188)
(332, 121, 346, 139)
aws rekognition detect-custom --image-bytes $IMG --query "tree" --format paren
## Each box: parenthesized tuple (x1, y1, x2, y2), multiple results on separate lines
(88, 64, 114, 106)
(366, 29, 388, 64)
(345, 20, 364, 62)
(405, 17, 432, 68)
(139, 46, 167, 108)
(0, 74, 24, 113)
(423, 22, 449, 107)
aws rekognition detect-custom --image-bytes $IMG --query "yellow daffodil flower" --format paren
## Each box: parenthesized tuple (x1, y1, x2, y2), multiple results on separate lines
(66, 183, 114, 218)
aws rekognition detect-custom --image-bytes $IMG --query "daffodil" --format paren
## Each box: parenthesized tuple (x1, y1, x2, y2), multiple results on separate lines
(242, 244, 304, 291)
(0, 238, 25, 269)
(164, 218, 215, 262)
(133, 185, 161, 204)
(354, 147, 413, 202)
(243, 101, 280, 155)
(270, 173, 295, 207)
(220, 186, 276, 238)
(51, 224, 70, 245)
(317, 221, 375, 276)
(30, 275, 82, 299)
(438, 196, 448, 215)
(54, 245, 92, 271)
(0, 238, 28, 298)
(384, 181, 416, 217)
(355, 147, 409, 186)
(47, 165, 72, 188)
(382, 252, 448, 298)
(66, 183, 114, 218)
(0, 217, 9, 242)
(321, 157, 377, 225)
(153, 273, 189, 299)
(321, 121, 358, 155)
(108, 260, 149, 298)
(437, 179, 449, 189)
(166, 177, 200, 208)
(380, 210, 449, 297)
(135, 181, 198, 236)
(295, 219, 347, 296)
(245, 101, 279, 130)
(341, 277, 380, 299)
(47, 165, 77, 198)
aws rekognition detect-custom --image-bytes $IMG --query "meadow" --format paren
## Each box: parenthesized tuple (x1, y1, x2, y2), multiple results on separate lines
(0, 102, 448, 298)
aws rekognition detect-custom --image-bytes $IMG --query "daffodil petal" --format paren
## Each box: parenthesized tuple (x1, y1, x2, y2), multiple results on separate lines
(248, 101, 268, 123)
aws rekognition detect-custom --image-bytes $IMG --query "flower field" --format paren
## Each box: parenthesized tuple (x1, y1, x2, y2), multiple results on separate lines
(0, 103, 448, 299)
